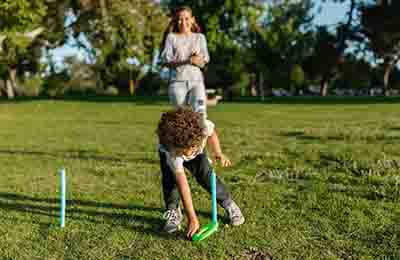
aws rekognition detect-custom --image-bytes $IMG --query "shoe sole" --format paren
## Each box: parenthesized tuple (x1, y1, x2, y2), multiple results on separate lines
(231, 217, 245, 226)
(164, 224, 181, 234)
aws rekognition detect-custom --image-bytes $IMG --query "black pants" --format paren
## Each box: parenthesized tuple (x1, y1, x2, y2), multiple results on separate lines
(159, 151, 232, 210)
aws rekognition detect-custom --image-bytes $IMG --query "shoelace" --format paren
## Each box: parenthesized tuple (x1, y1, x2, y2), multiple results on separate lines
(226, 204, 240, 219)
(163, 209, 180, 224)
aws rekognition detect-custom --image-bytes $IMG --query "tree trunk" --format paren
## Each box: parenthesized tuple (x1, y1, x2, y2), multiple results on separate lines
(129, 68, 135, 96)
(338, 0, 356, 53)
(99, 0, 110, 34)
(320, 77, 329, 96)
(258, 72, 264, 101)
(5, 79, 15, 99)
(129, 79, 135, 96)
(249, 74, 257, 96)
(5, 68, 18, 99)
(0, 78, 4, 96)
(383, 60, 395, 96)
(99, 0, 108, 21)
(134, 70, 145, 95)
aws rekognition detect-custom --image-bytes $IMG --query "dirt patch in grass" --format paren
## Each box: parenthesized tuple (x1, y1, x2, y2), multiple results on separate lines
(233, 247, 273, 260)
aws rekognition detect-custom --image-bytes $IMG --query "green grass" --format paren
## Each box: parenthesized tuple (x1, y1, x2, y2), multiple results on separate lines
(0, 98, 399, 259)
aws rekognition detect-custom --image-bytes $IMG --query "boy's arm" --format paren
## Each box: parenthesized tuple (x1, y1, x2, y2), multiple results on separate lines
(175, 170, 200, 238)
(207, 130, 232, 167)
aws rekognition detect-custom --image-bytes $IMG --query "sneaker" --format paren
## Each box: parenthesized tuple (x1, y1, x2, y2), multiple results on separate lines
(162, 208, 183, 233)
(223, 200, 245, 226)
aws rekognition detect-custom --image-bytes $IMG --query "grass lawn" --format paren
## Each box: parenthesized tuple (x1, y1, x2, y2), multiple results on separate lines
(0, 97, 399, 259)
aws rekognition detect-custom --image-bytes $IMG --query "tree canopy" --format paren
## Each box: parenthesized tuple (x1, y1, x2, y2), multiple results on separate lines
(1, 0, 399, 98)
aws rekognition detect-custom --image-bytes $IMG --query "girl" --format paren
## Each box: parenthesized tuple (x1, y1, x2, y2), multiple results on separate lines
(160, 6, 210, 122)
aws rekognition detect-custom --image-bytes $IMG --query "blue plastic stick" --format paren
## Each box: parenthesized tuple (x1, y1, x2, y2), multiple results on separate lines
(211, 171, 217, 224)
(192, 170, 218, 241)
(60, 168, 66, 228)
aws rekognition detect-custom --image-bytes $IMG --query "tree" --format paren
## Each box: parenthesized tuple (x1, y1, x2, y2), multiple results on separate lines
(0, 0, 71, 98)
(302, 26, 343, 96)
(302, 0, 359, 96)
(0, 0, 47, 98)
(70, 0, 168, 94)
(290, 64, 305, 94)
(360, 0, 400, 95)
(247, 0, 315, 98)
(340, 54, 372, 92)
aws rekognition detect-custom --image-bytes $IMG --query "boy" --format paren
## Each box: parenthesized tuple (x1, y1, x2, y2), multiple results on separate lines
(157, 107, 244, 239)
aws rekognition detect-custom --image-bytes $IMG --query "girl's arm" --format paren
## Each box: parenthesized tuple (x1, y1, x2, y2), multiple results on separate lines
(199, 34, 210, 64)
(175, 170, 200, 238)
(190, 34, 209, 68)
(160, 34, 187, 68)
(163, 60, 191, 68)
(160, 33, 193, 68)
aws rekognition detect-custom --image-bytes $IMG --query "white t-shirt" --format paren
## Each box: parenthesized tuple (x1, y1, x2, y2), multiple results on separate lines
(159, 120, 215, 171)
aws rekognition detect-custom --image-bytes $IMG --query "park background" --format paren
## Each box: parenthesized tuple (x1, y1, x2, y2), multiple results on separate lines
(1, 1, 400, 259)
(1, 0, 400, 99)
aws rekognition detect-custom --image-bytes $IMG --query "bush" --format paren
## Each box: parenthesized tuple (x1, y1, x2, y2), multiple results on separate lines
(229, 72, 251, 97)
(21, 75, 43, 97)
(290, 65, 305, 93)
(136, 72, 168, 96)
(42, 71, 70, 97)
(98, 86, 119, 96)
(42, 69, 103, 97)
(68, 78, 98, 95)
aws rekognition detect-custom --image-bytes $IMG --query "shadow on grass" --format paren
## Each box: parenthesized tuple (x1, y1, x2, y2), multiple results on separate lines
(281, 131, 400, 142)
(2, 95, 400, 105)
(280, 131, 344, 141)
(228, 96, 400, 105)
(281, 131, 321, 141)
(0, 95, 169, 105)
(0, 148, 159, 164)
(0, 192, 214, 240)
(0, 149, 124, 162)
(0, 192, 184, 240)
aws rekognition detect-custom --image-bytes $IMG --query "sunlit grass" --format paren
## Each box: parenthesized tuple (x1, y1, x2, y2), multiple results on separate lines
(0, 98, 399, 259)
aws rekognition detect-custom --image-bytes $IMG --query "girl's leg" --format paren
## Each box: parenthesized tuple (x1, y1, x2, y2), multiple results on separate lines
(187, 81, 207, 121)
(183, 153, 231, 205)
(159, 151, 180, 210)
(168, 81, 189, 107)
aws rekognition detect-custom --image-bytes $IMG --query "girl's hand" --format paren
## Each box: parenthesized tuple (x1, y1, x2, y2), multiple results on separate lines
(215, 154, 232, 167)
(187, 216, 200, 239)
(190, 54, 206, 68)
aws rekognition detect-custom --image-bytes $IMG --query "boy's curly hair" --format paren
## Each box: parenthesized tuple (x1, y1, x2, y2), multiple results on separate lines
(157, 107, 205, 156)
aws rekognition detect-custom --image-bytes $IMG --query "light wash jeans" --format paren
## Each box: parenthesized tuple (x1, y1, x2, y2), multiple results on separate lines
(168, 80, 207, 119)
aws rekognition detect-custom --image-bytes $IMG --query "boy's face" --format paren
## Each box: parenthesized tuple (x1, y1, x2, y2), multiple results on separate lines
(183, 145, 198, 157)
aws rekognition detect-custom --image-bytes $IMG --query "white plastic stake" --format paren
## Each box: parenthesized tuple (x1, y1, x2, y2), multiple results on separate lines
(60, 168, 66, 228)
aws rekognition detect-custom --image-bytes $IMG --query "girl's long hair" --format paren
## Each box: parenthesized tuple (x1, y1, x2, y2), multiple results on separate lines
(160, 6, 202, 52)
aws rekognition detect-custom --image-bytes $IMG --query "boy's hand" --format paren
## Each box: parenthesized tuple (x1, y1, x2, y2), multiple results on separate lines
(187, 216, 200, 239)
(215, 153, 232, 167)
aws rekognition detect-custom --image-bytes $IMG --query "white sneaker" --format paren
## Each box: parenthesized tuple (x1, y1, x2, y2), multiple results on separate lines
(162, 208, 183, 233)
(223, 200, 245, 226)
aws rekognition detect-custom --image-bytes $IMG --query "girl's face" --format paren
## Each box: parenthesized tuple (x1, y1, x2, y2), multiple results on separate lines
(177, 10, 193, 34)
